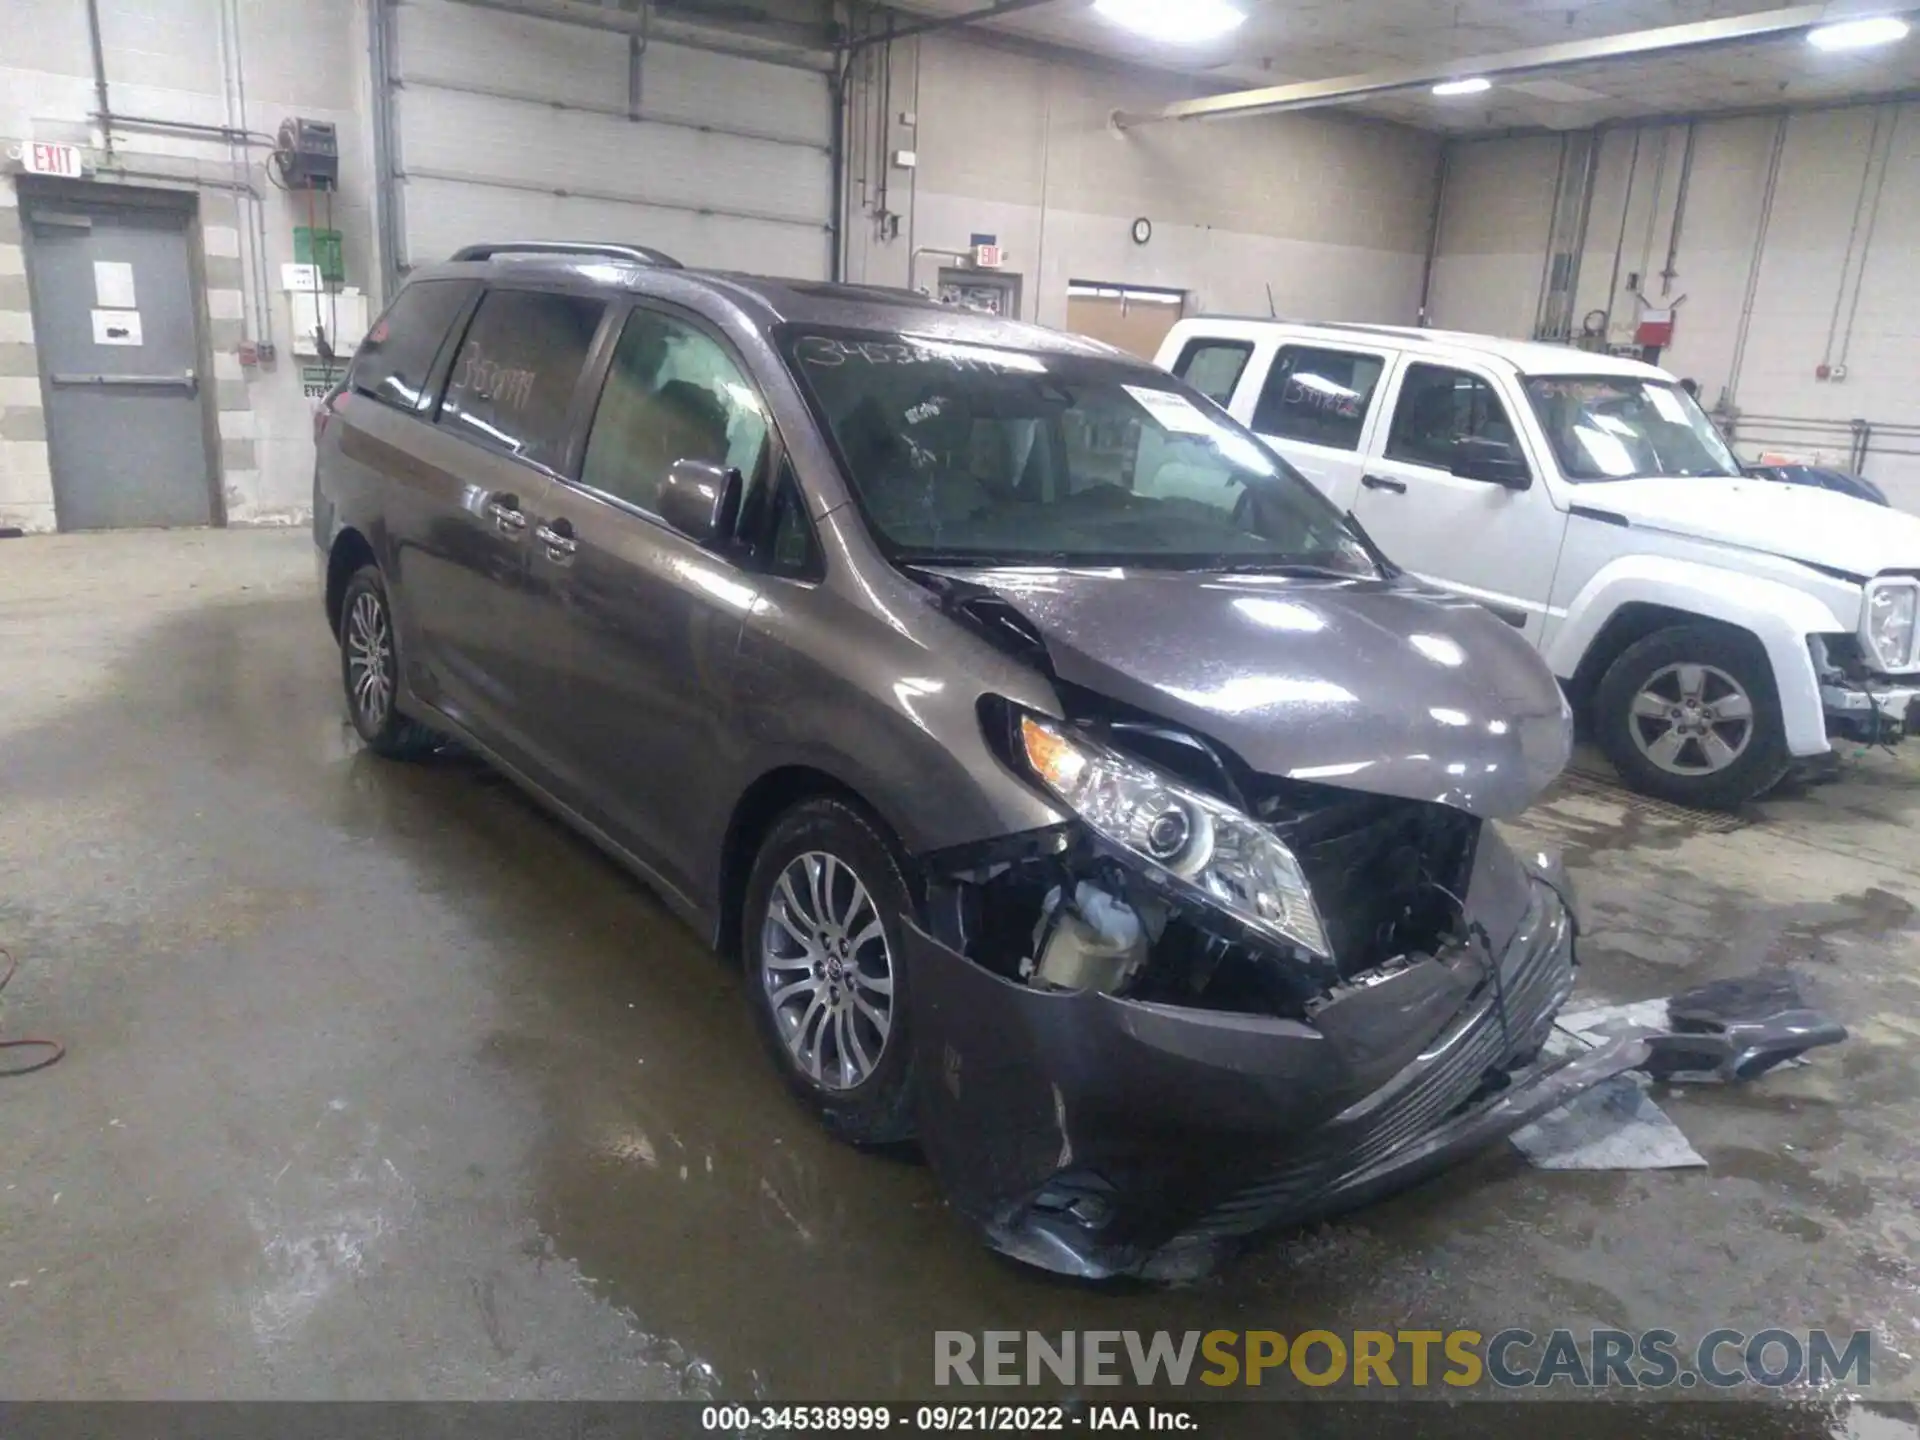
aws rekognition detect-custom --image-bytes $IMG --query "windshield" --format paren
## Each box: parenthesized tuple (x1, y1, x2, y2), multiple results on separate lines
(1524, 375, 1741, 483)
(781, 329, 1379, 576)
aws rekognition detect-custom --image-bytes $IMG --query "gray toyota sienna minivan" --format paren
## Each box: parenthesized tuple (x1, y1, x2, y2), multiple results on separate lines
(313, 242, 1627, 1279)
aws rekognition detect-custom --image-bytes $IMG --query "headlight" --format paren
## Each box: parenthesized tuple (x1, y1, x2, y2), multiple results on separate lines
(1863, 579, 1919, 670)
(1016, 713, 1329, 958)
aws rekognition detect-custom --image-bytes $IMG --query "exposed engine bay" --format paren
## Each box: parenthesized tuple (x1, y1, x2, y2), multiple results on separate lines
(927, 703, 1488, 1021)
(913, 606, 1498, 1024)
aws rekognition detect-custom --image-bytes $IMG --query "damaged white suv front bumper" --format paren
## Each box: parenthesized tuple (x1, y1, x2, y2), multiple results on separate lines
(1821, 679, 1920, 742)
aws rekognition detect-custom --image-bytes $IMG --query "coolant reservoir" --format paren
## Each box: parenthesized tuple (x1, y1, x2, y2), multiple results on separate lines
(1031, 883, 1149, 993)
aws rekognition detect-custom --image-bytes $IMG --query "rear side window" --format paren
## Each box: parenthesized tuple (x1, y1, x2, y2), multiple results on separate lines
(438, 289, 606, 470)
(1170, 338, 1253, 405)
(350, 279, 477, 412)
(1386, 363, 1522, 470)
(1250, 346, 1384, 451)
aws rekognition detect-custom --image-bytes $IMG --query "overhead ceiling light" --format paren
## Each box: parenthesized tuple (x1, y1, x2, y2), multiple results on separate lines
(1092, 0, 1245, 43)
(1806, 15, 1911, 49)
(1432, 76, 1493, 96)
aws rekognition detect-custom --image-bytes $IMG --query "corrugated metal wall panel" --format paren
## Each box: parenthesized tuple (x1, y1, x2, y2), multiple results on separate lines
(619, 44, 830, 145)
(402, 176, 834, 277)
(399, 87, 831, 227)
(392, 0, 831, 277)
(397, 2, 631, 107)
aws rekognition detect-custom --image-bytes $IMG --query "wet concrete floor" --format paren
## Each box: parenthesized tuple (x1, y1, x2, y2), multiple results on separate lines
(1, 530, 1917, 1428)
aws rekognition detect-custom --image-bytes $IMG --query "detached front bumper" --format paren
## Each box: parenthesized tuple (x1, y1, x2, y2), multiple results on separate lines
(906, 870, 1642, 1281)
(1822, 679, 1920, 742)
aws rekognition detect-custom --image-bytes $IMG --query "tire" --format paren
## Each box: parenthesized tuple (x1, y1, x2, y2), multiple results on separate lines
(741, 798, 917, 1145)
(1593, 623, 1790, 809)
(338, 564, 440, 760)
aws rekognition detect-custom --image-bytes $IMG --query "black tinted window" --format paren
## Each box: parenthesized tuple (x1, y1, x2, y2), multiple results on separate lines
(1250, 346, 1383, 450)
(350, 279, 476, 412)
(580, 307, 770, 514)
(1386, 363, 1522, 470)
(1171, 339, 1252, 405)
(438, 289, 605, 470)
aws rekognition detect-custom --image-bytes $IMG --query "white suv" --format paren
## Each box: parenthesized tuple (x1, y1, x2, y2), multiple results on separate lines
(1155, 318, 1920, 807)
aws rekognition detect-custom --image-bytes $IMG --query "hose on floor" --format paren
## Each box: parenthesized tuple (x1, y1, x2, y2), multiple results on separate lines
(0, 947, 64, 1077)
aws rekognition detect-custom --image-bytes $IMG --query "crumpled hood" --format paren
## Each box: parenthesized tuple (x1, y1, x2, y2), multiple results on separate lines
(933, 567, 1573, 818)
(1578, 475, 1920, 578)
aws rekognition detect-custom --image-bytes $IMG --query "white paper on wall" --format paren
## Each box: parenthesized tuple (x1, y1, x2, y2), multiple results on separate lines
(93, 261, 136, 309)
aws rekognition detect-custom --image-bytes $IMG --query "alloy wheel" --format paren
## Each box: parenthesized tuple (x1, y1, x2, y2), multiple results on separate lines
(1628, 661, 1755, 776)
(760, 850, 894, 1092)
(346, 589, 395, 728)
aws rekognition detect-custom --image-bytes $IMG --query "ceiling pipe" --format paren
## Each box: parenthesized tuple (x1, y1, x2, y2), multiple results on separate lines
(1111, 5, 1918, 128)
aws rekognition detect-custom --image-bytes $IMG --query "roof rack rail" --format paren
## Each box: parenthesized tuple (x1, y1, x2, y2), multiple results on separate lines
(449, 241, 683, 269)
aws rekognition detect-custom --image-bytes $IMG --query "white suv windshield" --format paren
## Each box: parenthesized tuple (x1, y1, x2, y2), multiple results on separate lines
(1524, 375, 1741, 483)
(783, 329, 1380, 577)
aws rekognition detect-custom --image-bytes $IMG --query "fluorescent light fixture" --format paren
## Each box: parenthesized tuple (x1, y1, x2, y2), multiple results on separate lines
(1807, 15, 1911, 49)
(1432, 76, 1493, 96)
(1093, 0, 1245, 43)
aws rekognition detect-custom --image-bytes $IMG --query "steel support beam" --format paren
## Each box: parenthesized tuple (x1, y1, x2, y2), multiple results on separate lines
(1113, 5, 1917, 127)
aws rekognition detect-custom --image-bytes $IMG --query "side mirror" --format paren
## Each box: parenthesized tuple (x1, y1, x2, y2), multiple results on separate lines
(659, 459, 742, 546)
(1451, 436, 1532, 490)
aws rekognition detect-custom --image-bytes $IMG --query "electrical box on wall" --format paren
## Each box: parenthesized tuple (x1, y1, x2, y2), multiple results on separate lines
(274, 118, 339, 190)
(289, 289, 370, 359)
(937, 268, 1020, 317)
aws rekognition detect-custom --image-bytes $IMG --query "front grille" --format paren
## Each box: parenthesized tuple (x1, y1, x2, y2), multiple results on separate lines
(1163, 882, 1573, 1244)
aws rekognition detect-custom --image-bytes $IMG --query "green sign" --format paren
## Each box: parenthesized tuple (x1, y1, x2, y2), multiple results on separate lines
(301, 363, 345, 399)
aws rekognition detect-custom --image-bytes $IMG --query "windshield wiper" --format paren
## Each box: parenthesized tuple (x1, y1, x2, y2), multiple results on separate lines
(897, 551, 1076, 570)
(1203, 560, 1370, 579)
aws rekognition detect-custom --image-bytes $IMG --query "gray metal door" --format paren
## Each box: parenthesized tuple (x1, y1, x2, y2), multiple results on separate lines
(24, 197, 214, 530)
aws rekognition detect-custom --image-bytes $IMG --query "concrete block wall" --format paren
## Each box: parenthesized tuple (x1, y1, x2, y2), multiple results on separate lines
(1429, 101, 1920, 512)
(0, 178, 55, 532)
(842, 34, 1443, 329)
(0, 0, 375, 532)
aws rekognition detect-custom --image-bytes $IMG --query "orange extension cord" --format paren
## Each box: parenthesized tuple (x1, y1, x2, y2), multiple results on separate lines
(0, 948, 64, 1077)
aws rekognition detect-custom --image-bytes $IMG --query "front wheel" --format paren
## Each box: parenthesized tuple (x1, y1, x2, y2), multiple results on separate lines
(741, 798, 917, 1145)
(1593, 623, 1790, 809)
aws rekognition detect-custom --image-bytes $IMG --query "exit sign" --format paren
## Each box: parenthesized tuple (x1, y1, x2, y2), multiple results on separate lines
(22, 142, 84, 178)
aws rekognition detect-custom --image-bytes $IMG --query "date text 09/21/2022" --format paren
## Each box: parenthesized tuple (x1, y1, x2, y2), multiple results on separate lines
(701, 1406, 1193, 1432)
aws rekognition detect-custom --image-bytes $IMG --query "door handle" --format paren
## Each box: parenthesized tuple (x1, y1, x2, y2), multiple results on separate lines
(535, 520, 577, 563)
(1361, 473, 1408, 494)
(485, 493, 527, 535)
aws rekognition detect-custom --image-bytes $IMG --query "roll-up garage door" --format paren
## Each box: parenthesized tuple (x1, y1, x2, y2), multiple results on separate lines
(389, 0, 833, 277)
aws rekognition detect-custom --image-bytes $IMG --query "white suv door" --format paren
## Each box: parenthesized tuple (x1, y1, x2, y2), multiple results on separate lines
(1234, 339, 1394, 511)
(1349, 356, 1568, 644)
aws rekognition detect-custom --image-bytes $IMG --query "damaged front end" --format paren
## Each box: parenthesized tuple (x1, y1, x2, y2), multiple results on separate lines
(896, 569, 1842, 1279)
(907, 693, 1628, 1281)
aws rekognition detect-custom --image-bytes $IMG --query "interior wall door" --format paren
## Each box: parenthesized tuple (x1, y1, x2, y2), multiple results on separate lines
(1065, 293, 1185, 359)
(24, 196, 213, 530)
